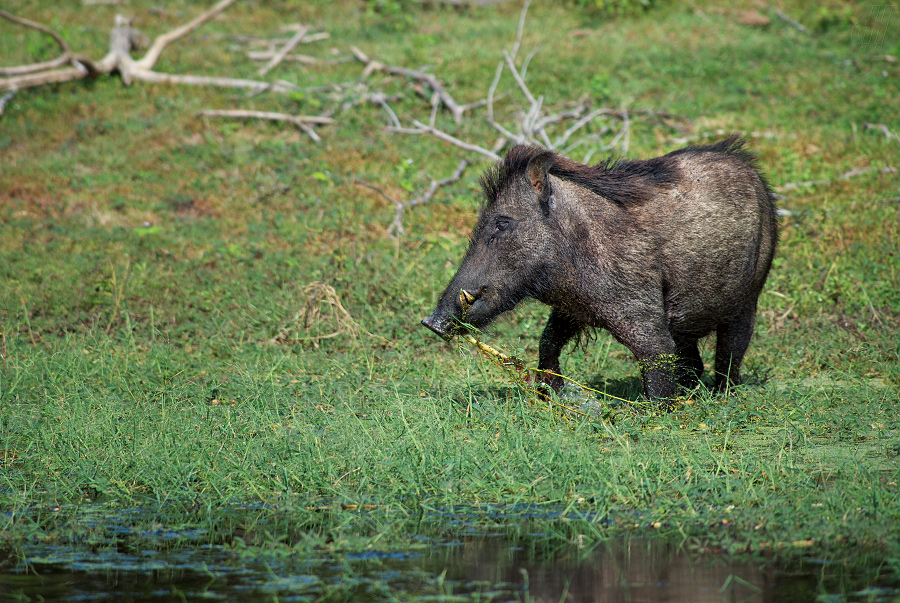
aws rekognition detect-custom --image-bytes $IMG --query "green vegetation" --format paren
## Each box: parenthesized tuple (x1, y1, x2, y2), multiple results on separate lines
(1, 0, 898, 598)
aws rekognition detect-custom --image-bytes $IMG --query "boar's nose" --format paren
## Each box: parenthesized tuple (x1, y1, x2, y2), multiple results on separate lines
(421, 313, 454, 341)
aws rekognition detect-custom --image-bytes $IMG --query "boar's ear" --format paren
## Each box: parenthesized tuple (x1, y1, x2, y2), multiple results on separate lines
(526, 151, 555, 214)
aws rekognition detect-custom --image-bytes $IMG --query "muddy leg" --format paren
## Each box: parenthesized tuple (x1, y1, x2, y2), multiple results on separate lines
(714, 302, 757, 393)
(617, 326, 678, 401)
(538, 309, 582, 391)
(673, 335, 703, 390)
(637, 352, 680, 401)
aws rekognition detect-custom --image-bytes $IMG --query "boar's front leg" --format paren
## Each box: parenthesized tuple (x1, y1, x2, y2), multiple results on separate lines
(538, 309, 583, 391)
(621, 322, 680, 401)
(637, 353, 680, 401)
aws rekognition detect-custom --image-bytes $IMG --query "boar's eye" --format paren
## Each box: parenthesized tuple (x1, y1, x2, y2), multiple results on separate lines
(488, 218, 512, 244)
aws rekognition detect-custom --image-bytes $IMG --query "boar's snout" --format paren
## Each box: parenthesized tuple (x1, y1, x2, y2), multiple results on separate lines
(421, 288, 485, 341)
(421, 313, 455, 341)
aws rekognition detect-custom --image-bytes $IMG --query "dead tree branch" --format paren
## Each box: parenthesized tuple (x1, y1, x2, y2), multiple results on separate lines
(246, 51, 350, 66)
(864, 122, 899, 143)
(257, 25, 308, 76)
(350, 45, 471, 124)
(0, 90, 15, 116)
(773, 9, 810, 34)
(0, 1, 310, 96)
(135, 0, 240, 71)
(777, 166, 897, 192)
(509, 0, 533, 60)
(356, 159, 473, 237)
(198, 109, 334, 142)
(0, 9, 76, 76)
(388, 120, 502, 160)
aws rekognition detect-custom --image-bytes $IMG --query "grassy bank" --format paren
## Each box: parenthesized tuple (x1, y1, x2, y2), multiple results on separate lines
(1, 0, 899, 585)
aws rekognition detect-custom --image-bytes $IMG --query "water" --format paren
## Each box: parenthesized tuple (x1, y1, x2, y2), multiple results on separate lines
(1, 504, 897, 602)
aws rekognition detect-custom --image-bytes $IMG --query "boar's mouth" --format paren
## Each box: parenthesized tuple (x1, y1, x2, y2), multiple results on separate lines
(422, 288, 488, 341)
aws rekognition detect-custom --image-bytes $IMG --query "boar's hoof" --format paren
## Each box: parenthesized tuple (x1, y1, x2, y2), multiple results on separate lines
(421, 315, 455, 341)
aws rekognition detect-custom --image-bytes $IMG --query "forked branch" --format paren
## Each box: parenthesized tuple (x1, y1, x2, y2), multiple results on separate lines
(0, 9, 76, 76)
(0, 1, 306, 96)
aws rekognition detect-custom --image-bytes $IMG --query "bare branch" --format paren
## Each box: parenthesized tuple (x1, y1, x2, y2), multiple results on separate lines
(355, 178, 401, 205)
(198, 109, 333, 141)
(247, 51, 350, 65)
(1, 2, 294, 95)
(257, 25, 309, 76)
(0, 9, 75, 76)
(551, 106, 606, 147)
(0, 90, 15, 116)
(351, 46, 468, 124)
(134, 70, 299, 93)
(773, 9, 810, 34)
(486, 61, 520, 142)
(357, 158, 473, 237)
(136, 0, 242, 70)
(392, 158, 471, 235)
(0, 65, 88, 93)
(503, 50, 536, 106)
(838, 166, 897, 179)
(389, 120, 501, 160)
(380, 97, 404, 129)
(864, 122, 899, 142)
(428, 91, 440, 128)
(198, 109, 333, 125)
(225, 31, 328, 46)
(520, 45, 540, 80)
(509, 0, 533, 60)
(777, 166, 897, 192)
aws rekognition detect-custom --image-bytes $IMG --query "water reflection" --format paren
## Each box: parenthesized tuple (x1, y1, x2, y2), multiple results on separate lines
(424, 536, 769, 602)
(1, 506, 895, 602)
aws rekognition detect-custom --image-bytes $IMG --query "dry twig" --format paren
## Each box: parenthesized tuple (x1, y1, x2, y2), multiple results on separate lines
(0, 91, 15, 116)
(349, 46, 476, 124)
(0, 9, 78, 76)
(356, 161, 473, 238)
(864, 122, 899, 142)
(198, 109, 334, 142)
(136, 0, 239, 70)
(773, 9, 810, 34)
(257, 25, 309, 76)
(246, 51, 350, 66)
(389, 120, 502, 160)
(778, 166, 897, 192)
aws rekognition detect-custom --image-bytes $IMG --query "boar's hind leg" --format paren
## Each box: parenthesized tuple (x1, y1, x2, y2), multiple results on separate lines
(714, 302, 758, 393)
(673, 335, 703, 390)
(538, 309, 583, 391)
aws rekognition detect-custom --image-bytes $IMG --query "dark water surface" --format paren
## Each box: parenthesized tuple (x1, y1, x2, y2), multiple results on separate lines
(2, 504, 897, 602)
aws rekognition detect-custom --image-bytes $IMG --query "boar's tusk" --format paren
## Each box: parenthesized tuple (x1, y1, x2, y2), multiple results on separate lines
(460, 289, 477, 307)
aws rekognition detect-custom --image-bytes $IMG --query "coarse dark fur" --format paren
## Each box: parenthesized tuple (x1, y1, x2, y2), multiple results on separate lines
(422, 137, 778, 402)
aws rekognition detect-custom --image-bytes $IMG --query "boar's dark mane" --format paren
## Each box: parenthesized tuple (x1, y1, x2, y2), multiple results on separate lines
(480, 136, 762, 207)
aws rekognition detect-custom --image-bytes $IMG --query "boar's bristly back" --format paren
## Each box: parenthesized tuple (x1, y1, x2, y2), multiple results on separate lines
(480, 144, 683, 208)
(479, 135, 771, 210)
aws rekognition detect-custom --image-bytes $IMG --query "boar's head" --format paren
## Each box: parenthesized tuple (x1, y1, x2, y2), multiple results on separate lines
(422, 147, 560, 340)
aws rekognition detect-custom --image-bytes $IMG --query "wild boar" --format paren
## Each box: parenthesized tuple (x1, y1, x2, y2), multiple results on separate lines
(421, 137, 778, 401)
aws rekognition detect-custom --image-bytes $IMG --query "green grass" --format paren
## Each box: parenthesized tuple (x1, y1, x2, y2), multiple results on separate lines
(1, 0, 899, 591)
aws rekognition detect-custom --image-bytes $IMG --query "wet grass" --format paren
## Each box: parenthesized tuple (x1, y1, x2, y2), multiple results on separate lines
(1, 0, 899, 599)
